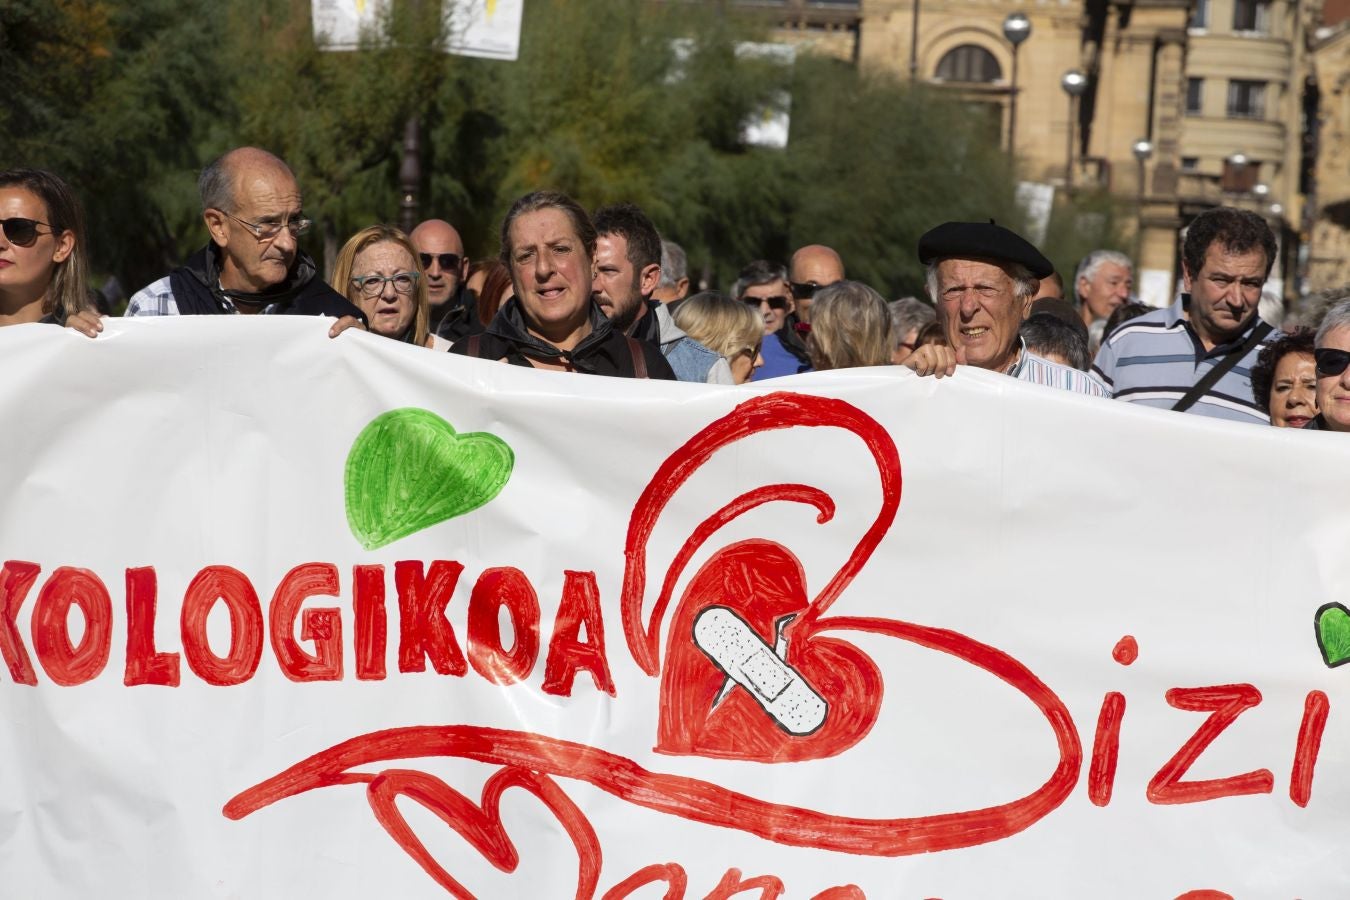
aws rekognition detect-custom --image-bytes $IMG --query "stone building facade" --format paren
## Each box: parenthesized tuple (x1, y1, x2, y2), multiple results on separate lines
(736, 0, 1333, 305)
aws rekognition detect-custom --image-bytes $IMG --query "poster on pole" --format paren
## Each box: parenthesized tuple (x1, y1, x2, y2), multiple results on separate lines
(2, 318, 1349, 898)
(311, 0, 385, 50)
(445, 0, 524, 61)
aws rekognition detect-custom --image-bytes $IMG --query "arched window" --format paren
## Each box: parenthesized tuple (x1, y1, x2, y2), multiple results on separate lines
(935, 45, 1002, 84)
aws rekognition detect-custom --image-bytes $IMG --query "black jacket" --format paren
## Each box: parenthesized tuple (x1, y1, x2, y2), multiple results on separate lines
(167, 243, 365, 320)
(433, 285, 485, 342)
(450, 297, 675, 379)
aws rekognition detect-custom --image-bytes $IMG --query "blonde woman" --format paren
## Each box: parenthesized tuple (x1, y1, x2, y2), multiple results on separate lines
(672, 291, 764, 384)
(806, 280, 894, 370)
(331, 225, 447, 350)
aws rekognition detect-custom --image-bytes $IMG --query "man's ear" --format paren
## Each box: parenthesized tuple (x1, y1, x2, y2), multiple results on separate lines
(639, 262, 661, 298)
(203, 209, 229, 248)
(1180, 262, 1194, 294)
(458, 254, 470, 282)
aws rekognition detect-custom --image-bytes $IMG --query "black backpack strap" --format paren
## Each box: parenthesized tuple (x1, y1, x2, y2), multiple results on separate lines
(1172, 321, 1274, 412)
(625, 337, 649, 379)
(466, 334, 483, 358)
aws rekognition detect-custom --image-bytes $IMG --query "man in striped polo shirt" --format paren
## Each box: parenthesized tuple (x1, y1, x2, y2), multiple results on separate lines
(1092, 207, 1279, 424)
(902, 220, 1110, 397)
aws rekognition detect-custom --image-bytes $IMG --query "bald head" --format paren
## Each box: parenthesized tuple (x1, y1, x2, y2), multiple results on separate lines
(410, 218, 467, 308)
(789, 244, 845, 324)
(199, 147, 295, 213)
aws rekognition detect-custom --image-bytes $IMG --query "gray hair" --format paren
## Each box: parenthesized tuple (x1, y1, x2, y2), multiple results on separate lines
(1073, 249, 1133, 297)
(924, 260, 1039, 304)
(658, 239, 687, 289)
(733, 259, 789, 300)
(1316, 299, 1350, 347)
(888, 297, 936, 345)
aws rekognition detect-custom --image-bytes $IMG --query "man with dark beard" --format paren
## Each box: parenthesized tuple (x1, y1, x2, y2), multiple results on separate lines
(592, 203, 732, 384)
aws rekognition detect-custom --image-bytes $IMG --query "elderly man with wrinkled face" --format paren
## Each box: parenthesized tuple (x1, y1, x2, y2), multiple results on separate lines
(902, 221, 1110, 397)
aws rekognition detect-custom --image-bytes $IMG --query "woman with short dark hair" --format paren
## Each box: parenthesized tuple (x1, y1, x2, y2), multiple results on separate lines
(1250, 329, 1318, 428)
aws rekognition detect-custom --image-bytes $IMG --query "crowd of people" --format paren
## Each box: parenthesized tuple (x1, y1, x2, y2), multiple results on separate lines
(4, 146, 1350, 433)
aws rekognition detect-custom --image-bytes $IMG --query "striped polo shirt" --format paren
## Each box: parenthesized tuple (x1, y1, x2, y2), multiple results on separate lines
(1010, 342, 1112, 397)
(1091, 297, 1278, 424)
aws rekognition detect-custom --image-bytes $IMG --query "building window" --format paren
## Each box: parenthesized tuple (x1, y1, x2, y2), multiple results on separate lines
(1222, 158, 1261, 192)
(1186, 78, 1204, 115)
(1232, 0, 1270, 32)
(1189, 0, 1209, 28)
(934, 45, 1001, 84)
(1227, 80, 1266, 118)
(1181, 157, 1200, 172)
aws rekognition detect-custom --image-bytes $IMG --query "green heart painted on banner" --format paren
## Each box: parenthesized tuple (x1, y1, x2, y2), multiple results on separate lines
(1314, 603, 1350, 668)
(345, 408, 514, 550)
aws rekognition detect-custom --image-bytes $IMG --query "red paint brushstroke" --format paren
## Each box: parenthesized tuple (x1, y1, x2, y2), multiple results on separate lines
(705, 868, 785, 900)
(1147, 684, 1273, 804)
(1088, 692, 1126, 807)
(621, 393, 901, 677)
(123, 567, 180, 687)
(1112, 635, 1138, 665)
(810, 888, 866, 900)
(396, 560, 467, 676)
(353, 564, 387, 681)
(543, 571, 614, 697)
(602, 863, 688, 899)
(270, 563, 343, 682)
(1174, 892, 1234, 900)
(0, 561, 40, 684)
(180, 566, 263, 686)
(226, 614, 1080, 856)
(468, 567, 540, 685)
(1290, 689, 1330, 808)
(366, 766, 600, 900)
(31, 567, 112, 686)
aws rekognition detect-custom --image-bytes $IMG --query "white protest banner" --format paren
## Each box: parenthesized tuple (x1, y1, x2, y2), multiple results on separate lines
(2, 318, 1349, 898)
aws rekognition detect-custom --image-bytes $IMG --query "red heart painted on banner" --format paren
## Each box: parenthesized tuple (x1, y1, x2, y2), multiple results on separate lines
(656, 540, 883, 761)
(365, 765, 600, 900)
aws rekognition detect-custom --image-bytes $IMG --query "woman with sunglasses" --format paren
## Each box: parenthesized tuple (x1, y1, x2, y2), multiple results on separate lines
(0, 168, 91, 328)
(1307, 300, 1350, 431)
(330, 225, 448, 350)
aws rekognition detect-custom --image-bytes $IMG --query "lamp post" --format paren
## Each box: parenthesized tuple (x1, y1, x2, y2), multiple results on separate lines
(910, 0, 921, 80)
(1131, 139, 1153, 263)
(1061, 70, 1088, 189)
(1003, 12, 1032, 156)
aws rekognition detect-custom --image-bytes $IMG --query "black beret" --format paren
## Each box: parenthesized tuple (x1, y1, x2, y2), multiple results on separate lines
(917, 220, 1054, 279)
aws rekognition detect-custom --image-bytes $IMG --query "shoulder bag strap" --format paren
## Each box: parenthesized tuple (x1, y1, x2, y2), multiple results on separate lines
(1172, 321, 1273, 412)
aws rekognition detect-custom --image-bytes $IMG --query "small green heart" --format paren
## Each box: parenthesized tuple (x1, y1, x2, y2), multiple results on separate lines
(345, 408, 514, 550)
(1315, 603, 1350, 668)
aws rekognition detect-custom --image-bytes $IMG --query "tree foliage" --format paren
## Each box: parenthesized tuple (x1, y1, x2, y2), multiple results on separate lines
(1, 0, 1032, 300)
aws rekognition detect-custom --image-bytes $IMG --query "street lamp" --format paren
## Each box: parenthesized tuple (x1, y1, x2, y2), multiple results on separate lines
(1003, 13, 1032, 156)
(1132, 138, 1153, 198)
(1131, 139, 1153, 262)
(1061, 70, 1089, 188)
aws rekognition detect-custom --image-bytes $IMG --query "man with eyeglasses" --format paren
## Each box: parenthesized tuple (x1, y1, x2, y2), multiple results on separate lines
(787, 244, 844, 326)
(118, 147, 363, 333)
(409, 218, 473, 339)
(1305, 300, 1350, 431)
(735, 259, 812, 381)
(1092, 207, 1279, 424)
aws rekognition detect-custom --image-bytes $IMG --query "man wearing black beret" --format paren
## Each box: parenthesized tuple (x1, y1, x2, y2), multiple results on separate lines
(902, 220, 1110, 396)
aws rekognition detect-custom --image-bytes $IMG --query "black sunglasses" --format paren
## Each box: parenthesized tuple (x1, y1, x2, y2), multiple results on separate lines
(419, 252, 461, 271)
(1315, 348, 1350, 378)
(0, 217, 54, 248)
(743, 294, 791, 310)
(790, 281, 819, 300)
